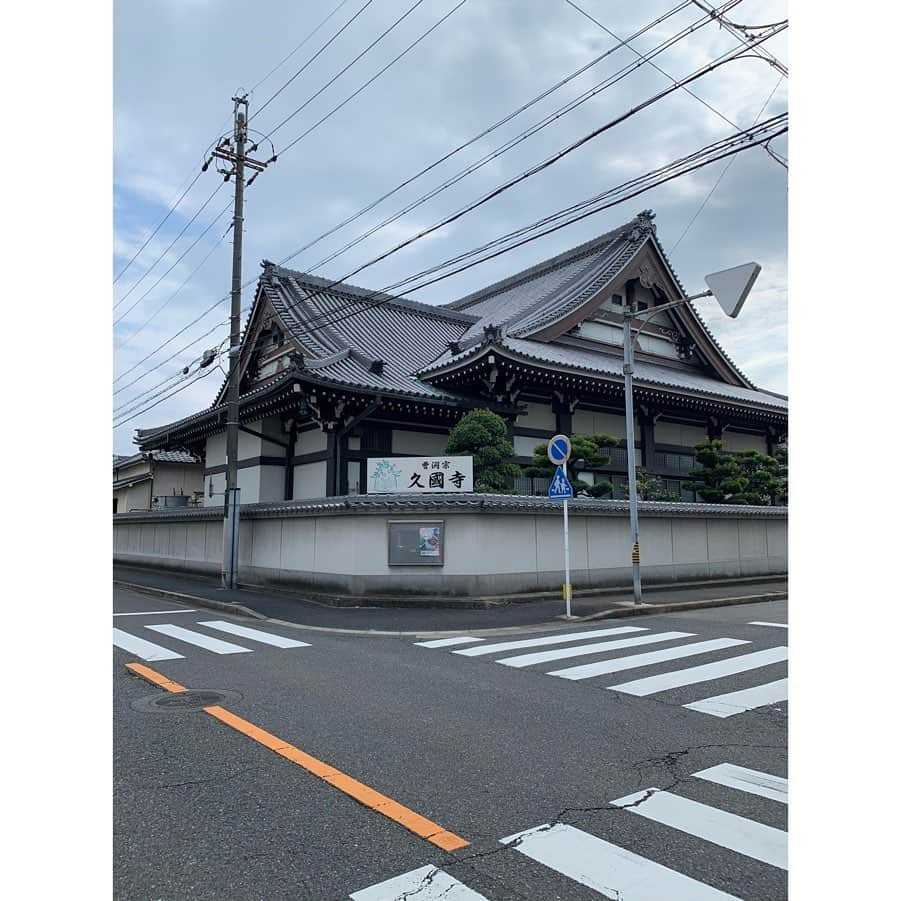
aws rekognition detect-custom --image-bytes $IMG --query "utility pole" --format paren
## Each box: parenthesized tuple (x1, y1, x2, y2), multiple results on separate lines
(211, 95, 270, 589)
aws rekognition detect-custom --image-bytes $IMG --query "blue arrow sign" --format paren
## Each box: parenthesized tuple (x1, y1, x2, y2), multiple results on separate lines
(548, 465, 573, 499)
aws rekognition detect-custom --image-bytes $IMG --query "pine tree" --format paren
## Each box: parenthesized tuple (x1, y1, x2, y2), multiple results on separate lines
(446, 409, 521, 493)
(684, 439, 787, 505)
(524, 434, 621, 498)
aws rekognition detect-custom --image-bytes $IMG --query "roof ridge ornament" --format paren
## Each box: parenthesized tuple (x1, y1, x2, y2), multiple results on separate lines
(629, 209, 657, 242)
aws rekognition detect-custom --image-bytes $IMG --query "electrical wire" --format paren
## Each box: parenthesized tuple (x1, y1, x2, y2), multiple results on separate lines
(115, 216, 232, 352)
(113, 170, 205, 285)
(671, 75, 785, 252)
(113, 182, 226, 314)
(113, 200, 233, 328)
(114, 366, 221, 427)
(275, 0, 468, 157)
(111, 0, 743, 399)
(114, 114, 786, 426)
(258, 0, 431, 144)
(274, 0, 744, 277)
(250, 0, 377, 122)
(249, 0, 354, 95)
(689, 0, 787, 76)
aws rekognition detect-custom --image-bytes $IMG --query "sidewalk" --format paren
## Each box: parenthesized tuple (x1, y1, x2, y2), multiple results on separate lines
(113, 565, 786, 633)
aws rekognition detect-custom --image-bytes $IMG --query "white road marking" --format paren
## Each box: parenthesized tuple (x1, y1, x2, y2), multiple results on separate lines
(113, 609, 197, 616)
(112, 628, 184, 661)
(548, 638, 750, 681)
(198, 620, 311, 648)
(611, 789, 787, 870)
(453, 626, 646, 657)
(684, 679, 788, 717)
(501, 822, 739, 900)
(350, 865, 489, 900)
(497, 631, 694, 668)
(748, 621, 788, 629)
(414, 636, 485, 649)
(145, 624, 252, 655)
(692, 763, 788, 804)
(609, 646, 788, 696)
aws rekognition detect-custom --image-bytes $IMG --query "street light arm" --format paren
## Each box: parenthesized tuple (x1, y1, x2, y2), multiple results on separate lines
(624, 290, 713, 348)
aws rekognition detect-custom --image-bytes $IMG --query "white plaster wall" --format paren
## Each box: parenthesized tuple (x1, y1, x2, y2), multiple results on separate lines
(204, 471, 225, 507)
(391, 430, 449, 455)
(259, 465, 285, 503)
(115, 507, 787, 593)
(637, 334, 679, 359)
(293, 461, 327, 499)
(722, 431, 768, 453)
(514, 435, 543, 458)
(522, 402, 556, 431)
(579, 321, 623, 346)
(572, 409, 636, 442)
(655, 421, 708, 448)
(296, 428, 328, 454)
(152, 464, 204, 498)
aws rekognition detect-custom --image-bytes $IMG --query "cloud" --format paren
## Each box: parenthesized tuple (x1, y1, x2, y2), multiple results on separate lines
(113, 0, 788, 451)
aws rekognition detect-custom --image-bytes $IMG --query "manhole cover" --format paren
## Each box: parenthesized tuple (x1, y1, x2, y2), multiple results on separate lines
(131, 689, 243, 714)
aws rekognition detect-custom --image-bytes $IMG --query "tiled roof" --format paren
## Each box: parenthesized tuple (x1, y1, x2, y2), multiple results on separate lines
(114, 450, 201, 467)
(447, 214, 648, 338)
(421, 336, 788, 413)
(258, 264, 476, 400)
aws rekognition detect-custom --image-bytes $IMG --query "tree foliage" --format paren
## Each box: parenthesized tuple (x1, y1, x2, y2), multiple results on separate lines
(445, 409, 521, 493)
(684, 439, 787, 505)
(524, 433, 621, 498)
(623, 469, 682, 502)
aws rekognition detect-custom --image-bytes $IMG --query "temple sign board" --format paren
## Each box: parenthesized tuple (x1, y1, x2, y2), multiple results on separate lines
(367, 456, 473, 494)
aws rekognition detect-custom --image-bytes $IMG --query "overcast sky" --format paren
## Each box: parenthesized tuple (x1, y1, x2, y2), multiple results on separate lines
(113, 0, 788, 453)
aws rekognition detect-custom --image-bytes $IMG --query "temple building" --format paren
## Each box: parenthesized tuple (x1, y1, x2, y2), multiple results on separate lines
(135, 210, 788, 504)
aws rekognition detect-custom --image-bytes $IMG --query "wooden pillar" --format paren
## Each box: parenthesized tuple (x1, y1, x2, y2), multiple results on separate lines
(325, 430, 338, 497)
(638, 408, 656, 470)
(552, 393, 573, 435)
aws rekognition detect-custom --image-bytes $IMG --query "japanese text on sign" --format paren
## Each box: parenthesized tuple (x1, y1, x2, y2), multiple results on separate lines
(367, 456, 474, 494)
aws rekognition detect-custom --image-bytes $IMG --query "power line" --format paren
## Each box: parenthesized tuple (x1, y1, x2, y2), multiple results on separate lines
(249, 0, 355, 95)
(113, 182, 226, 314)
(111, 0, 740, 399)
(275, 0, 737, 276)
(275, 0, 468, 158)
(115, 215, 232, 352)
(259, 0, 431, 144)
(250, 0, 377, 123)
(113, 170, 205, 284)
(114, 366, 221, 428)
(671, 75, 785, 252)
(112, 114, 787, 429)
(113, 200, 233, 328)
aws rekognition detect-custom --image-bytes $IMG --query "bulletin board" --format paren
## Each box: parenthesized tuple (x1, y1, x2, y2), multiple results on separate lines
(387, 520, 445, 566)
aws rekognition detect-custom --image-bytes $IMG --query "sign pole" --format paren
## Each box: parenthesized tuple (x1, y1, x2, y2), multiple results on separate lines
(562, 464, 571, 617)
(547, 434, 574, 617)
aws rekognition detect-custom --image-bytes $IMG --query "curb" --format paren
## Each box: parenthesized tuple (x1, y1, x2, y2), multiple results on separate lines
(115, 579, 786, 637)
(566, 591, 788, 622)
(114, 581, 266, 622)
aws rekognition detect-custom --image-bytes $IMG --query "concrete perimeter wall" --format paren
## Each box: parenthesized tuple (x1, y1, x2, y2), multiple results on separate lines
(113, 495, 787, 597)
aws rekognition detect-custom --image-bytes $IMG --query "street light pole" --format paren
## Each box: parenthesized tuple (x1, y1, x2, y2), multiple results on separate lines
(620, 263, 762, 605)
(622, 285, 642, 604)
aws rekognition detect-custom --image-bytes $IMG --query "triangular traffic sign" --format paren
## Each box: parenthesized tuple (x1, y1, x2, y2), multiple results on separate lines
(548, 465, 573, 499)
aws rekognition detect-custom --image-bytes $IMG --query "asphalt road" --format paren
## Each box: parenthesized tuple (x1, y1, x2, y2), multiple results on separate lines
(114, 587, 788, 900)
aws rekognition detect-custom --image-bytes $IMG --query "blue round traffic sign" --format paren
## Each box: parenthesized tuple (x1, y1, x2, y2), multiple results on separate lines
(548, 434, 571, 465)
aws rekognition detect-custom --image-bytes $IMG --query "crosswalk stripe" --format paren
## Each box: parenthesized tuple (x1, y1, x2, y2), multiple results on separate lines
(145, 624, 252, 655)
(112, 627, 184, 661)
(501, 822, 739, 900)
(609, 646, 788, 696)
(349, 865, 488, 900)
(415, 636, 485, 649)
(684, 678, 788, 717)
(497, 631, 694, 668)
(692, 763, 788, 803)
(748, 621, 788, 629)
(611, 789, 787, 869)
(548, 637, 750, 681)
(198, 620, 311, 648)
(453, 626, 647, 657)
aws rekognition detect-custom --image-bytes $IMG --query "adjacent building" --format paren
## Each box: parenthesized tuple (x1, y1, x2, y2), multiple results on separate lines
(112, 450, 204, 513)
(134, 210, 787, 504)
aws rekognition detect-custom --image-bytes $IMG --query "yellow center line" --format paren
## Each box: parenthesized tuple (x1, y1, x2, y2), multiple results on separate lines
(124, 661, 469, 852)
